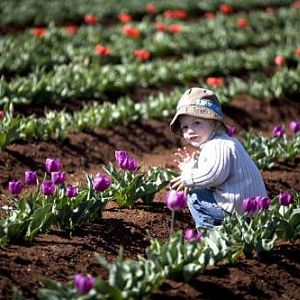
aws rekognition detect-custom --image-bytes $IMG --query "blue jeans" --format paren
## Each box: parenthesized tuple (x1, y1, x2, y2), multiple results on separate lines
(187, 188, 228, 229)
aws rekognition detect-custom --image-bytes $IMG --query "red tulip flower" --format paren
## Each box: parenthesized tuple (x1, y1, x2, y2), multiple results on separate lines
(236, 18, 249, 28)
(155, 22, 168, 32)
(134, 49, 151, 60)
(274, 55, 285, 66)
(219, 3, 233, 14)
(163, 9, 187, 20)
(168, 24, 182, 33)
(32, 27, 46, 37)
(146, 3, 158, 14)
(295, 48, 300, 57)
(84, 14, 98, 25)
(0, 110, 4, 119)
(64, 24, 78, 34)
(118, 12, 132, 23)
(122, 25, 141, 38)
(206, 77, 224, 87)
(95, 44, 112, 56)
(203, 12, 216, 19)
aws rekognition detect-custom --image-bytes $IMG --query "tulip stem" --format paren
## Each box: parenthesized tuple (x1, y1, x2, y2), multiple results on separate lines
(170, 210, 175, 240)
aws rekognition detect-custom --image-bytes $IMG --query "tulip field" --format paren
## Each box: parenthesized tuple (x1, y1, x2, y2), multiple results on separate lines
(1, 0, 300, 299)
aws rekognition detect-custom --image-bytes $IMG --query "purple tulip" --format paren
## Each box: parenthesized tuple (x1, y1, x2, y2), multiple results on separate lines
(278, 192, 293, 206)
(93, 174, 110, 192)
(51, 172, 66, 185)
(115, 150, 138, 171)
(184, 229, 203, 241)
(165, 190, 187, 211)
(289, 120, 300, 134)
(74, 274, 96, 295)
(24, 171, 38, 185)
(243, 197, 259, 213)
(227, 125, 237, 137)
(66, 186, 78, 198)
(256, 196, 271, 210)
(272, 125, 285, 138)
(45, 157, 61, 173)
(41, 180, 55, 196)
(8, 180, 23, 195)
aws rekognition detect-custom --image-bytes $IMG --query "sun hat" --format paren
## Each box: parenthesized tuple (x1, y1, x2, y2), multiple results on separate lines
(170, 87, 226, 134)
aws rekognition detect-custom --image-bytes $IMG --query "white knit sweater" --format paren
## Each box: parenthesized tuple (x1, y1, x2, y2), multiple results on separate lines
(181, 132, 268, 214)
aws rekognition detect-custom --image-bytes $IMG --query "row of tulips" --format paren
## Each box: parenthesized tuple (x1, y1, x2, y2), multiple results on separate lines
(35, 189, 300, 299)
(0, 152, 176, 246)
(1, 40, 300, 107)
(0, 0, 292, 27)
(1, 7, 299, 76)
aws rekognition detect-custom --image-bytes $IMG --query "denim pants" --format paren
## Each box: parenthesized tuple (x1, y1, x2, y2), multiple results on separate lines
(187, 188, 228, 229)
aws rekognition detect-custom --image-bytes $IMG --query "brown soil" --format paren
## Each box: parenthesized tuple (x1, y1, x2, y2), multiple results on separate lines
(0, 94, 300, 299)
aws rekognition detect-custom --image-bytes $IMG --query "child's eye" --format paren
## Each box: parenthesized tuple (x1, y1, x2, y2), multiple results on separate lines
(181, 125, 188, 130)
(194, 121, 201, 126)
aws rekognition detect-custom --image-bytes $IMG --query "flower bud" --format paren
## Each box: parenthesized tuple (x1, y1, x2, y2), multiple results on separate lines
(227, 125, 237, 137)
(115, 150, 138, 171)
(184, 229, 203, 241)
(165, 190, 187, 211)
(278, 192, 293, 206)
(93, 174, 110, 192)
(24, 171, 38, 185)
(41, 180, 55, 196)
(289, 120, 300, 134)
(272, 125, 285, 138)
(66, 186, 78, 198)
(8, 180, 23, 195)
(45, 157, 61, 172)
(74, 274, 96, 294)
(256, 196, 271, 210)
(51, 172, 66, 185)
(243, 197, 259, 213)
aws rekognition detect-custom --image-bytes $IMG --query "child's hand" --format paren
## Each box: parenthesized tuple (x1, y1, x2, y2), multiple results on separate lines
(170, 176, 188, 195)
(174, 147, 199, 171)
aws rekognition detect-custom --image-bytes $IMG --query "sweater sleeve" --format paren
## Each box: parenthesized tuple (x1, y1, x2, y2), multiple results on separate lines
(180, 140, 231, 188)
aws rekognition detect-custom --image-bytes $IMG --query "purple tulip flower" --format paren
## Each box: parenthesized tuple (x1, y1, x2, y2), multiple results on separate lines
(256, 196, 271, 210)
(272, 125, 285, 138)
(243, 197, 259, 213)
(45, 157, 61, 173)
(74, 274, 96, 295)
(165, 190, 187, 211)
(41, 180, 55, 196)
(8, 180, 23, 195)
(289, 120, 300, 134)
(24, 171, 38, 186)
(51, 172, 66, 185)
(184, 229, 203, 241)
(278, 192, 293, 206)
(227, 125, 237, 137)
(66, 186, 78, 198)
(115, 150, 138, 171)
(93, 174, 110, 192)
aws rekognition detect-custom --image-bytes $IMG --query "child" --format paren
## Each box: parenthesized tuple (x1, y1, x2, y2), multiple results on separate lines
(170, 87, 268, 229)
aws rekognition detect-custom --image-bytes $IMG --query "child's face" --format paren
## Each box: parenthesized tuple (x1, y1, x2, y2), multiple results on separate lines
(180, 115, 215, 148)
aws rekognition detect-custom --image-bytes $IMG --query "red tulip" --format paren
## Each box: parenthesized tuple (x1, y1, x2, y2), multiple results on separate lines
(84, 14, 98, 25)
(118, 12, 132, 23)
(163, 9, 187, 20)
(206, 77, 224, 87)
(64, 24, 78, 34)
(134, 49, 151, 60)
(295, 48, 300, 57)
(32, 27, 46, 37)
(95, 44, 112, 56)
(203, 12, 216, 19)
(219, 4, 233, 14)
(155, 22, 168, 32)
(274, 55, 285, 66)
(145, 3, 158, 14)
(236, 18, 249, 28)
(122, 25, 141, 38)
(168, 24, 182, 33)
(0, 111, 4, 119)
